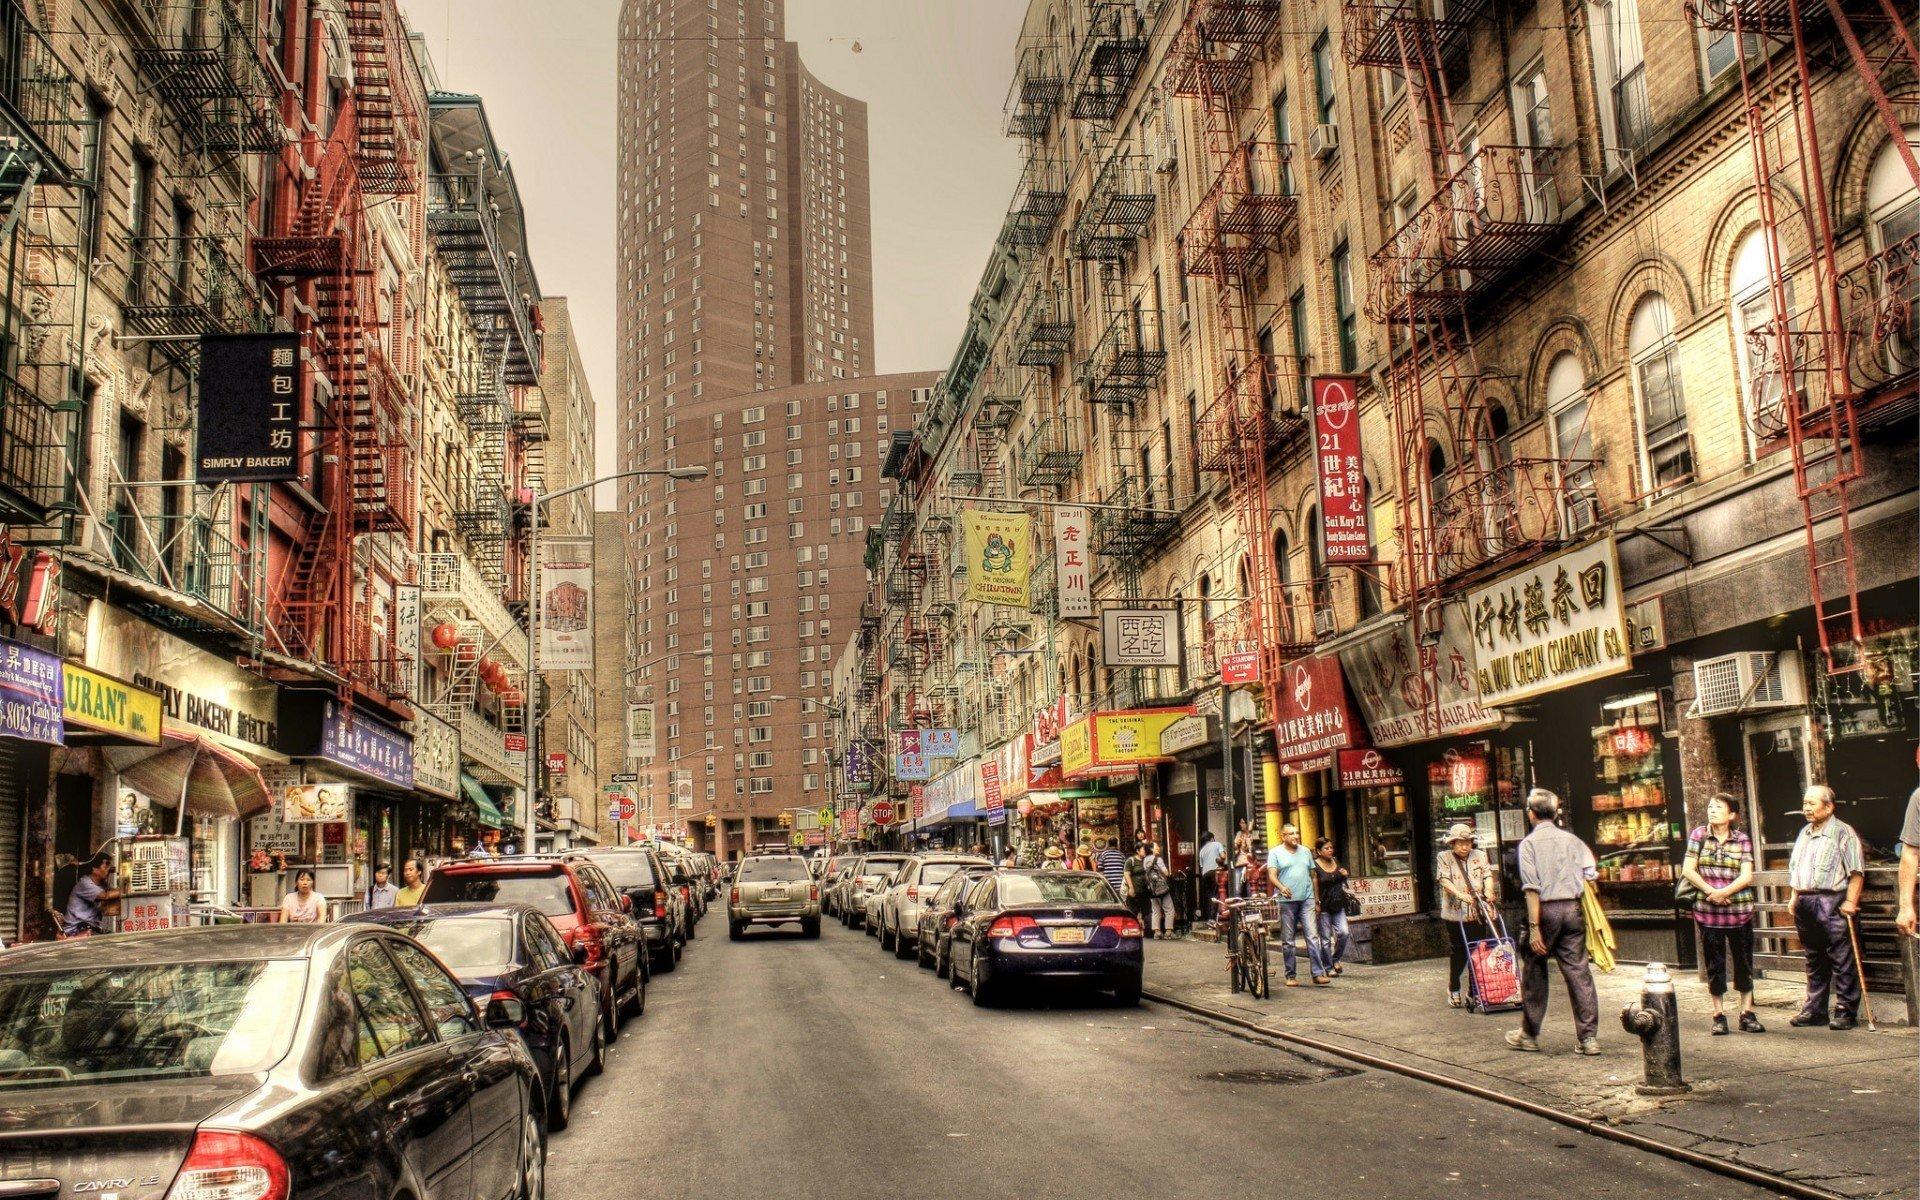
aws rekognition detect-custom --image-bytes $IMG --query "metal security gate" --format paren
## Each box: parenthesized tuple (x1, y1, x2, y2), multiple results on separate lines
(0, 739, 29, 941)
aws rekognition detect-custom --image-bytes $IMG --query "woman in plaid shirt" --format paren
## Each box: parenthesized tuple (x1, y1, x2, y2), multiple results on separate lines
(1681, 794, 1763, 1034)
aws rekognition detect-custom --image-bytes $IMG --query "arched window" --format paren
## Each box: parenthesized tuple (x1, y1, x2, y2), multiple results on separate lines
(1629, 294, 1692, 498)
(1272, 529, 1292, 640)
(1730, 229, 1790, 446)
(1866, 129, 1919, 361)
(1197, 573, 1215, 673)
(1424, 437, 1450, 523)
(1306, 506, 1333, 630)
(1546, 352, 1598, 532)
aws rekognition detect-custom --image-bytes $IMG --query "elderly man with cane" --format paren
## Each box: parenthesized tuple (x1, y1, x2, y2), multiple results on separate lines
(1786, 785, 1866, 1031)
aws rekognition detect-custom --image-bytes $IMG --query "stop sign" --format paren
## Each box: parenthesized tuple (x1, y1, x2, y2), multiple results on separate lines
(869, 799, 897, 826)
(607, 794, 636, 822)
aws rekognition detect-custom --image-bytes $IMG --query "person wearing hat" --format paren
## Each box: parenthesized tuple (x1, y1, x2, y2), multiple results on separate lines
(1437, 822, 1496, 1008)
(1043, 844, 1065, 863)
(1070, 843, 1094, 871)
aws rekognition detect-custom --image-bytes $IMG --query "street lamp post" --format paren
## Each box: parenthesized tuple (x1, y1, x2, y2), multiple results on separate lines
(523, 463, 707, 854)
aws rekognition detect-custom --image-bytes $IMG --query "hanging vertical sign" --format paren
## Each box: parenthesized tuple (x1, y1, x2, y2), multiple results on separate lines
(539, 538, 595, 670)
(394, 583, 421, 701)
(626, 704, 656, 761)
(980, 759, 1006, 827)
(1311, 375, 1374, 564)
(962, 510, 1032, 608)
(1053, 504, 1093, 619)
(196, 332, 301, 483)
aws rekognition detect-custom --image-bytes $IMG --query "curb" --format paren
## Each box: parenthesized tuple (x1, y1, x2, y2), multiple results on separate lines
(1143, 987, 1844, 1200)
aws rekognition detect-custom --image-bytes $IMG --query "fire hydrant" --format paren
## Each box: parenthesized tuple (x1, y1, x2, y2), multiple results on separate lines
(1620, 962, 1690, 1095)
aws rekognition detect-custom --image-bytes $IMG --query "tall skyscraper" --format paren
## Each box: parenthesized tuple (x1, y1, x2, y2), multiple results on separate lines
(615, 0, 931, 856)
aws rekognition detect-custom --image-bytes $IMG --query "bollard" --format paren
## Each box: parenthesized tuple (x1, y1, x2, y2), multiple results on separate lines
(1620, 961, 1690, 1095)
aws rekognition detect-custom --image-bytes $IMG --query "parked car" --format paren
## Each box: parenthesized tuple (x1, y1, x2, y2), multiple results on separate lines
(949, 870, 1144, 1006)
(915, 863, 996, 976)
(0, 925, 547, 1200)
(728, 854, 821, 939)
(655, 844, 707, 929)
(348, 902, 612, 1131)
(876, 854, 992, 958)
(578, 846, 686, 975)
(843, 853, 908, 931)
(422, 855, 645, 1035)
(823, 860, 857, 919)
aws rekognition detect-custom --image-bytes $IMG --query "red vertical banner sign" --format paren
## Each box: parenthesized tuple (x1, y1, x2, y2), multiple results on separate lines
(1311, 376, 1373, 564)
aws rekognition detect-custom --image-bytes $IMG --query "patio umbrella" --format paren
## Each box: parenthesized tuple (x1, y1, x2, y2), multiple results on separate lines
(107, 730, 273, 827)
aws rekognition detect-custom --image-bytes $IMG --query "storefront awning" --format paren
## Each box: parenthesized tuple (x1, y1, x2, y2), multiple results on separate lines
(461, 773, 506, 829)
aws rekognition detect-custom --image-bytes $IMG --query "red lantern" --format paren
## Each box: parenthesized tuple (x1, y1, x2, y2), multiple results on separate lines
(477, 656, 498, 681)
(431, 622, 460, 651)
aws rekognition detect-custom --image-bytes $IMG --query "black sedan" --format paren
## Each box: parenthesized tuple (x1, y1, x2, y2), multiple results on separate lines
(349, 902, 612, 1132)
(949, 870, 1144, 1007)
(0, 923, 546, 1200)
(915, 864, 995, 977)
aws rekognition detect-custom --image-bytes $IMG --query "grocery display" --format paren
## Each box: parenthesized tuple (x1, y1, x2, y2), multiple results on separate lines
(1588, 694, 1680, 908)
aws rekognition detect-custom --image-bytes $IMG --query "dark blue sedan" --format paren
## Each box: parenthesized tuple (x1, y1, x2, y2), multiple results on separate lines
(948, 870, 1144, 1006)
(349, 901, 606, 1131)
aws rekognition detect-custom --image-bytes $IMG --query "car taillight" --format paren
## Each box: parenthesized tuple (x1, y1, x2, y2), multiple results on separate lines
(809, 884, 819, 901)
(165, 1130, 288, 1200)
(987, 915, 1039, 940)
(654, 889, 669, 919)
(730, 887, 741, 904)
(1100, 915, 1145, 939)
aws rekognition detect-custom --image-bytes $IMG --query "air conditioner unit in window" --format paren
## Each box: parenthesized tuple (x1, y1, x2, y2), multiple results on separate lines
(1313, 608, 1337, 637)
(1309, 123, 1340, 160)
(1691, 650, 1805, 717)
(1156, 127, 1179, 173)
(1177, 300, 1191, 328)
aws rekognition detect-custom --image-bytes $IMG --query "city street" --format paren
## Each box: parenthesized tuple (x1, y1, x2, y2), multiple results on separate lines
(554, 924, 1777, 1199)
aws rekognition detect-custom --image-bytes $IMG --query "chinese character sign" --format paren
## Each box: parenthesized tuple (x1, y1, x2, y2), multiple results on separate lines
(1053, 504, 1093, 619)
(1270, 654, 1359, 764)
(963, 510, 1032, 609)
(893, 730, 932, 781)
(0, 635, 64, 746)
(1100, 608, 1181, 668)
(1466, 537, 1631, 706)
(196, 333, 302, 482)
(844, 738, 873, 788)
(1311, 376, 1373, 564)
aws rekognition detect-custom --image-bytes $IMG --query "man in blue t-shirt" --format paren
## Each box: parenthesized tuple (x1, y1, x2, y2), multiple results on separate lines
(1266, 823, 1330, 985)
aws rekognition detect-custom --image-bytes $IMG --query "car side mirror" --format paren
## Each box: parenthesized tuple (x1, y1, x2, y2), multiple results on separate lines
(485, 997, 526, 1028)
(571, 943, 590, 965)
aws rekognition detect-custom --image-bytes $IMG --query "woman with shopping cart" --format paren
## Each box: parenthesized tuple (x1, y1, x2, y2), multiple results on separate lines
(1437, 823, 1497, 1008)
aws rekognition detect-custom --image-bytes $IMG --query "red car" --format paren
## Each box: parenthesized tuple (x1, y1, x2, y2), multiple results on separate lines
(421, 855, 647, 1038)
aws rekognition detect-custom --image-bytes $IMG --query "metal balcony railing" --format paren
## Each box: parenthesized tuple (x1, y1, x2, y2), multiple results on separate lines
(1004, 41, 1065, 138)
(0, 367, 66, 523)
(1073, 152, 1156, 262)
(1083, 306, 1168, 407)
(1092, 475, 1182, 562)
(460, 707, 517, 783)
(420, 550, 529, 667)
(1068, 2, 1148, 122)
(1427, 458, 1592, 585)
(1840, 231, 1919, 420)
(0, 0, 84, 180)
(1013, 284, 1075, 367)
(131, 0, 284, 154)
(1343, 0, 1489, 71)
(123, 235, 262, 341)
(104, 508, 252, 623)
(427, 172, 539, 384)
(1196, 353, 1309, 470)
(1006, 156, 1068, 247)
(1017, 413, 1084, 491)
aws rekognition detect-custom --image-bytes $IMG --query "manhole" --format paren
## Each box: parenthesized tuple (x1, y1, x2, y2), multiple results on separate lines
(1199, 1067, 1353, 1085)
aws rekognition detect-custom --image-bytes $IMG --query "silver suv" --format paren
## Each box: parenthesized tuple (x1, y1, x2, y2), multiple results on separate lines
(844, 853, 908, 931)
(876, 854, 992, 958)
(727, 854, 820, 940)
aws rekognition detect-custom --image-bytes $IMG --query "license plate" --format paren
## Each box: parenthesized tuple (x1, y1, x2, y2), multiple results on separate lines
(763, 889, 788, 902)
(1049, 926, 1088, 945)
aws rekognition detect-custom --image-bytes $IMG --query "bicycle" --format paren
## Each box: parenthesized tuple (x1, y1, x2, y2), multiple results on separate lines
(1217, 896, 1274, 999)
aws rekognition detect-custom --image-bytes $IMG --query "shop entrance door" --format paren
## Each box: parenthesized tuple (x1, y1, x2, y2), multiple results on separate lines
(1742, 714, 1811, 870)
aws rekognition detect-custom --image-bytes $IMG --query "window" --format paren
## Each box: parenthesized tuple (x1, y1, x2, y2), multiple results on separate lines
(1729, 230, 1792, 448)
(1332, 243, 1358, 371)
(1629, 294, 1693, 498)
(1591, 0, 1650, 153)
(1546, 353, 1598, 533)
(1864, 128, 1919, 368)
(1312, 34, 1337, 127)
(1272, 90, 1295, 193)
(385, 940, 479, 1041)
(1290, 289, 1312, 411)
(346, 941, 433, 1063)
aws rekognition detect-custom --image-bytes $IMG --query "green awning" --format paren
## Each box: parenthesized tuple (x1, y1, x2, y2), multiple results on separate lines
(461, 774, 506, 829)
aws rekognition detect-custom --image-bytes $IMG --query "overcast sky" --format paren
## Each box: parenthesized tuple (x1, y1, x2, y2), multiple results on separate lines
(405, 1, 1026, 498)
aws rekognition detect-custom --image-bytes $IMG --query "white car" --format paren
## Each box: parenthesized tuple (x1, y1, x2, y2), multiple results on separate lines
(844, 853, 909, 931)
(876, 854, 992, 959)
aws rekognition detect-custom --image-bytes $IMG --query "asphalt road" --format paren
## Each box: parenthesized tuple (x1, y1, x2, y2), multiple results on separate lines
(550, 919, 1782, 1200)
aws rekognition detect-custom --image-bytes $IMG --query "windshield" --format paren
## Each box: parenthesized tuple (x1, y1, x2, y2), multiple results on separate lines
(588, 855, 659, 889)
(423, 871, 576, 917)
(919, 863, 967, 887)
(857, 857, 906, 879)
(0, 959, 305, 1090)
(399, 918, 516, 974)
(998, 873, 1119, 907)
(737, 858, 810, 882)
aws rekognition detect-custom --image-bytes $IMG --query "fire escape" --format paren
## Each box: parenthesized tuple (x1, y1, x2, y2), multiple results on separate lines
(1344, 0, 1580, 677)
(1168, 0, 1294, 689)
(1687, 0, 1920, 674)
(252, 0, 419, 699)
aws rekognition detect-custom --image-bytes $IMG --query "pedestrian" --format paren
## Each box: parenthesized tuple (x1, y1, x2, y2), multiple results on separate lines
(365, 863, 399, 911)
(1786, 785, 1866, 1030)
(1681, 794, 1763, 1034)
(1142, 841, 1175, 937)
(1896, 785, 1919, 939)
(279, 869, 328, 923)
(999, 845, 1019, 868)
(1266, 823, 1329, 985)
(1232, 818, 1255, 861)
(1197, 830, 1223, 912)
(1096, 837, 1127, 895)
(395, 858, 427, 907)
(1043, 845, 1066, 867)
(1124, 843, 1153, 935)
(1506, 789, 1601, 1055)
(61, 854, 121, 938)
(1070, 842, 1094, 871)
(1312, 837, 1351, 976)
(1436, 823, 1496, 1008)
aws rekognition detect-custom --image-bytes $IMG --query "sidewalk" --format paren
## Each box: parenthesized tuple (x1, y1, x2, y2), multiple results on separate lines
(1143, 934, 1917, 1199)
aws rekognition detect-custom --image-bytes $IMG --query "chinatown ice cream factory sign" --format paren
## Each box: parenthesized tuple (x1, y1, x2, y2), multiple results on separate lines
(1466, 538, 1632, 706)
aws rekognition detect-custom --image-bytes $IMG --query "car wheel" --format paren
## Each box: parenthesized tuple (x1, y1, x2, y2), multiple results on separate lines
(802, 918, 820, 939)
(969, 954, 994, 1008)
(652, 944, 676, 974)
(915, 935, 931, 969)
(728, 921, 745, 941)
(601, 984, 619, 1044)
(878, 922, 893, 952)
(518, 1109, 547, 1200)
(1113, 975, 1143, 1007)
(935, 943, 950, 980)
(626, 964, 647, 1019)
(684, 916, 696, 941)
(586, 1015, 606, 1077)
(892, 926, 915, 960)
(547, 1036, 572, 1132)
(672, 935, 684, 961)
